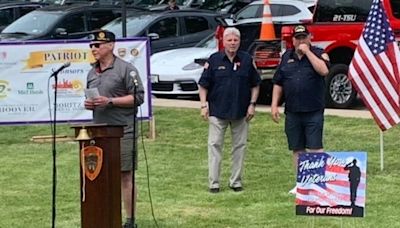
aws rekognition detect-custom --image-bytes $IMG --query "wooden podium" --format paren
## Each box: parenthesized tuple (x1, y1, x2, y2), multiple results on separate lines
(72, 124, 124, 228)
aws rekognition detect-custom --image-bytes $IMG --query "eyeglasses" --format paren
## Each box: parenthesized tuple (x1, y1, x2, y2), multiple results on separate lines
(89, 42, 107, 48)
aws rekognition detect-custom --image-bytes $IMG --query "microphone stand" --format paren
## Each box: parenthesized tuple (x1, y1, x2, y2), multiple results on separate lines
(131, 79, 138, 228)
(51, 70, 59, 228)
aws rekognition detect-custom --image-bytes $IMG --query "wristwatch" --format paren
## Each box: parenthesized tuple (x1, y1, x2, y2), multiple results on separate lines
(107, 97, 113, 106)
(250, 101, 256, 107)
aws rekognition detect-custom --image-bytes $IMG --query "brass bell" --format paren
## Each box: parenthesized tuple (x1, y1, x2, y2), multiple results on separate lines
(76, 127, 91, 141)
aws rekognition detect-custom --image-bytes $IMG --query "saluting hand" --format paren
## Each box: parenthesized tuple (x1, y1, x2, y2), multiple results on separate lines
(298, 43, 310, 55)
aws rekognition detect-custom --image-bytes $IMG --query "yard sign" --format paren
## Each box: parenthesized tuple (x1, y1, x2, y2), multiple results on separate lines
(295, 152, 367, 217)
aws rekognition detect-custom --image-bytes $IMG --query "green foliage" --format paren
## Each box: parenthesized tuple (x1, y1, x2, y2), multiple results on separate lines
(0, 107, 399, 227)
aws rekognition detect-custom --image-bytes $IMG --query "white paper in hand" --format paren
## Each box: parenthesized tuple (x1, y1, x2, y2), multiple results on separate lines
(84, 88, 100, 99)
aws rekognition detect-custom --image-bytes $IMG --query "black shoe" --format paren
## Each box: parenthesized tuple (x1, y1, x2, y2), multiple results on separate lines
(122, 222, 137, 228)
(209, 187, 220, 193)
(229, 186, 243, 192)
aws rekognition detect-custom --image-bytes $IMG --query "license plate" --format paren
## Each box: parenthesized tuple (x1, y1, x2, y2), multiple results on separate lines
(150, 74, 159, 83)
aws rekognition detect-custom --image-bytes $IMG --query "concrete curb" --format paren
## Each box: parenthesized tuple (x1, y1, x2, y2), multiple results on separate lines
(152, 98, 372, 119)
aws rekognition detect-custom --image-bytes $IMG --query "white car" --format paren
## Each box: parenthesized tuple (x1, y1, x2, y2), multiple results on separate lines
(225, 0, 314, 26)
(150, 33, 217, 97)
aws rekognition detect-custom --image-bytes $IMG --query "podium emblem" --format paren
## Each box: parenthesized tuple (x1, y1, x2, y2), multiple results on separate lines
(81, 146, 103, 181)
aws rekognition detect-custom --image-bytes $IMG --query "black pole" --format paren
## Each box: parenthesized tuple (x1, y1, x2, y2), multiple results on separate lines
(122, 0, 127, 38)
(51, 72, 58, 228)
(131, 77, 138, 228)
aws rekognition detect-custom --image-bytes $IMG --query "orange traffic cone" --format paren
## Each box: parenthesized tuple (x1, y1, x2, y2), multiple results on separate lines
(259, 0, 276, 40)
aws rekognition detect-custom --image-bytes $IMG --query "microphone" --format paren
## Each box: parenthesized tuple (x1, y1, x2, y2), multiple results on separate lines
(130, 71, 138, 87)
(51, 62, 71, 77)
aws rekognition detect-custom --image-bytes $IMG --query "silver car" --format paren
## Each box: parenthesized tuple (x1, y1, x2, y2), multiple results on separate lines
(225, 0, 314, 26)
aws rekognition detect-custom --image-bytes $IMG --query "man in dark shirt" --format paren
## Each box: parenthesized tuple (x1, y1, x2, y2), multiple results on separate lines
(198, 27, 261, 193)
(271, 25, 330, 194)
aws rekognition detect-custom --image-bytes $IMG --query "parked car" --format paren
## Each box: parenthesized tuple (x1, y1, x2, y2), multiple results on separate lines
(0, 0, 120, 32)
(102, 9, 219, 53)
(225, 0, 314, 26)
(198, 0, 253, 15)
(150, 33, 217, 97)
(134, 0, 250, 14)
(0, 1, 47, 32)
(0, 3, 139, 41)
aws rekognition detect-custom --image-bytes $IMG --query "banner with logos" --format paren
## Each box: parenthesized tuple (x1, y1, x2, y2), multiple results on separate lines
(295, 152, 367, 217)
(0, 38, 151, 125)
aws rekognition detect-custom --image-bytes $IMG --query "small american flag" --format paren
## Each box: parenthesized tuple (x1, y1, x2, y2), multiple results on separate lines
(296, 153, 366, 207)
(348, 0, 400, 131)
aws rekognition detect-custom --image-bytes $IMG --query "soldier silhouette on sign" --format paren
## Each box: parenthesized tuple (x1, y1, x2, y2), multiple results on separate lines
(344, 159, 361, 206)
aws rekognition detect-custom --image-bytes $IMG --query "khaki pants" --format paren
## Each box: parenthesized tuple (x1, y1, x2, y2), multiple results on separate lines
(208, 116, 249, 189)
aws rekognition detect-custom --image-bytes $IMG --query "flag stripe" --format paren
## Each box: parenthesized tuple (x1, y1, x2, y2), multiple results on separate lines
(356, 49, 397, 126)
(356, 39, 399, 114)
(347, 0, 400, 131)
(388, 43, 400, 92)
(349, 56, 396, 128)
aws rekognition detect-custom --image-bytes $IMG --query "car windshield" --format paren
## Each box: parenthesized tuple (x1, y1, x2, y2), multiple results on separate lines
(2, 11, 60, 35)
(314, 0, 372, 22)
(195, 34, 217, 48)
(102, 14, 155, 37)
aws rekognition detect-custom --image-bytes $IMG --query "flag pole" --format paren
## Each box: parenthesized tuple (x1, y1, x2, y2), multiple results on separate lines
(380, 129, 384, 171)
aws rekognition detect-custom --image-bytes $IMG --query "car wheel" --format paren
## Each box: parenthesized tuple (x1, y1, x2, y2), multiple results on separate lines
(325, 64, 357, 108)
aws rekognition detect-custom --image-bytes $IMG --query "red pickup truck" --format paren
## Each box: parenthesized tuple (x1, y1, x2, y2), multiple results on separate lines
(248, 0, 400, 108)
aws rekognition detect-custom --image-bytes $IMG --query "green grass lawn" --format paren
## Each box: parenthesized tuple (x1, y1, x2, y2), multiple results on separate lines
(1, 107, 399, 228)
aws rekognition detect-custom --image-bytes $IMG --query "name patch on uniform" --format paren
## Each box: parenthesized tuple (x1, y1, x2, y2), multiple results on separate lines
(217, 66, 226, 70)
(233, 62, 240, 71)
(287, 59, 295, 63)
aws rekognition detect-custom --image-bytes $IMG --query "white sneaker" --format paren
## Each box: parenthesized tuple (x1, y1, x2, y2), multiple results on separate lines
(288, 186, 297, 195)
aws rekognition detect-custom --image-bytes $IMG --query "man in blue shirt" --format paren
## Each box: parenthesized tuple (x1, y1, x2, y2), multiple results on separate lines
(271, 25, 330, 194)
(198, 27, 261, 193)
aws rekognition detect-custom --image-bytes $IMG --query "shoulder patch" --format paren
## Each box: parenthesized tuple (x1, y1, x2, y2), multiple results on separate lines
(321, 53, 330, 62)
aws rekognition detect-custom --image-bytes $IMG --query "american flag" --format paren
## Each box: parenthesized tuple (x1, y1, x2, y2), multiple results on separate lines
(348, 0, 400, 131)
(296, 153, 366, 207)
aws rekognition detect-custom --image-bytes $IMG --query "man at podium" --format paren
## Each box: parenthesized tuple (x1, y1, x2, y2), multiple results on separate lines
(84, 30, 145, 228)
